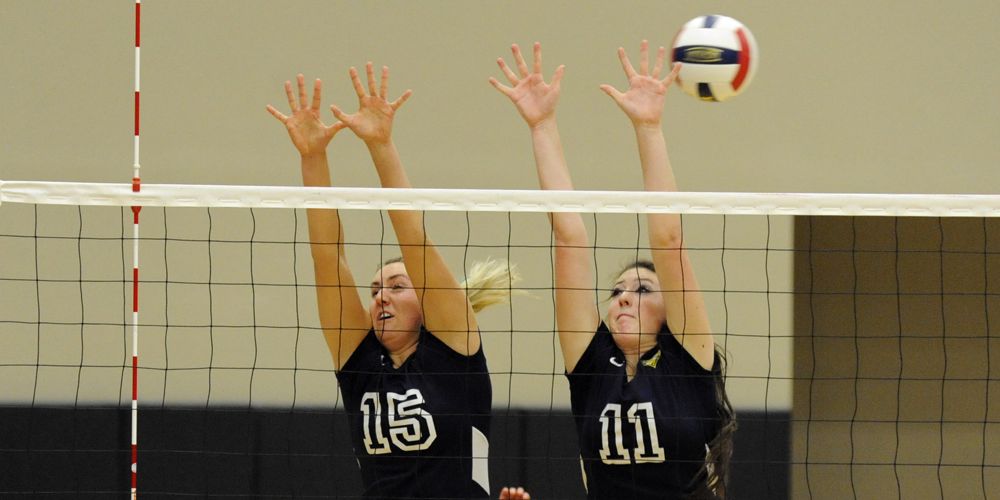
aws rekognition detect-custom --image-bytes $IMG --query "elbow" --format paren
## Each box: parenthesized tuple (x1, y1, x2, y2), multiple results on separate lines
(553, 227, 587, 248)
(650, 223, 683, 250)
(552, 215, 588, 247)
(310, 242, 344, 262)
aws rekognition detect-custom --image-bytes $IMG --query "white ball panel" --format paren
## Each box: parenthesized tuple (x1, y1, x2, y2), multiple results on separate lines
(712, 16, 746, 31)
(678, 79, 701, 100)
(709, 81, 739, 101)
(678, 64, 739, 84)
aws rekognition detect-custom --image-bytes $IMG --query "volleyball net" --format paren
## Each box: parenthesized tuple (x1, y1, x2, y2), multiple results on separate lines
(0, 180, 998, 498)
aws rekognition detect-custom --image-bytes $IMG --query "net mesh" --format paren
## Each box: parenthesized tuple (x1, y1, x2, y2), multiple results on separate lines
(0, 183, 997, 498)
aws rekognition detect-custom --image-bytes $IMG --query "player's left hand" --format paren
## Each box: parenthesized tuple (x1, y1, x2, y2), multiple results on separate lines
(490, 42, 565, 130)
(600, 40, 680, 127)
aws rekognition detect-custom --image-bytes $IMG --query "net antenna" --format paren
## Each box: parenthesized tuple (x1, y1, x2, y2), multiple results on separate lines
(130, 1, 142, 498)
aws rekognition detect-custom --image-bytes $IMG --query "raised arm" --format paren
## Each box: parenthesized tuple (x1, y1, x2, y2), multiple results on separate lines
(600, 42, 714, 370)
(266, 74, 370, 370)
(490, 43, 599, 373)
(330, 63, 481, 356)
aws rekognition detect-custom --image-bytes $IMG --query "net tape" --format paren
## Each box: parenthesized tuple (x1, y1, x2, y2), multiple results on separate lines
(3, 180, 1000, 216)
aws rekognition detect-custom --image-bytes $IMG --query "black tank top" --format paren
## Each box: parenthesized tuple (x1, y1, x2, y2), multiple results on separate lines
(567, 322, 718, 499)
(337, 327, 492, 499)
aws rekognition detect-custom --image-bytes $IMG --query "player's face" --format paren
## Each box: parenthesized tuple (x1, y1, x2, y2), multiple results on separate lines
(606, 266, 666, 351)
(369, 262, 422, 349)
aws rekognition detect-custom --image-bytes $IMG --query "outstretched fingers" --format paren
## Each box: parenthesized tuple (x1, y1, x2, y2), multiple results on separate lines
(662, 61, 681, 85)
(380, 65, 389, 100)
(390, 89, 413, 110)
(652, 46, 666, 78)
(329, 104, 348, 123)
(265, 75, 319, 123)
(532, 41, 542, 75)
(349, 67, 366, 99)
(617, 46, 638, 79)
(496, 57, 519, 86)
(296, 73, 308, 110)
(349, 63, 403, 103)
(551, 64, 565, 88)
(265, 104, 288, 123)
(599, 83, 625, 105)
(511, 43, 530, 78)
(311, 78, 322, 111)
(365, 62, 377, 97)
(283, 80, 297, 112)
(639, 39, 649, 76)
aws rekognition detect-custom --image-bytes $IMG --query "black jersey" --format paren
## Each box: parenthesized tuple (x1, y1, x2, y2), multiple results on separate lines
(566, 322, 718, 500)
(337, 327, 492, 499)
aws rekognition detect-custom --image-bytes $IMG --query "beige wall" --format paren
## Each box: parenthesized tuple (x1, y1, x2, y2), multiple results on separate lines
(1, 0, 997, 421)
(793, 216, 1000, 498)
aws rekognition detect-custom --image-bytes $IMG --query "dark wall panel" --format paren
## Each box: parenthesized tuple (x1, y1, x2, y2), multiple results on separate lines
(0, 407, 787, 499)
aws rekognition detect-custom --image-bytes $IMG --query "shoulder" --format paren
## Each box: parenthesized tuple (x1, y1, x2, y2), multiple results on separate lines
(567, 322, 617, 376)
(338, 330, 380, 373)
(417, 326, 488, 369)
(658, 326, 714, 376)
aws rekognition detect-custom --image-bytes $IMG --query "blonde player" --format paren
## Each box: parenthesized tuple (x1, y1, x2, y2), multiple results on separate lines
(268, 64, 513, 499)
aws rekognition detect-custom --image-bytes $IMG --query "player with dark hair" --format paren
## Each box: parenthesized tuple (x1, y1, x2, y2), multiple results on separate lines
(268, 64, 514, 499)
(490, 42, 735, 499)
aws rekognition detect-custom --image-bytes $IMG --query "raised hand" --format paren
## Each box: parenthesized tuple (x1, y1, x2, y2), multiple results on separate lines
(330, 62, 412, 146)
(490, 42, 565, 129)
(599, 40, 681, 126)
(266, 74, 345, 157)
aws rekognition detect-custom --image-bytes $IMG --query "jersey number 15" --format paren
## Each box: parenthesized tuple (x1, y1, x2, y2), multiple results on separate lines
(361, 389, 438, 454)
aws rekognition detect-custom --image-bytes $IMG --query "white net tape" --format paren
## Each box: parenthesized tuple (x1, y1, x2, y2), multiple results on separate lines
(3, 180, 1000, 216)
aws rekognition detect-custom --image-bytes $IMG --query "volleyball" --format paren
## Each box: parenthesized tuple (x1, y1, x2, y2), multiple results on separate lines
(671, 15, 758, 102)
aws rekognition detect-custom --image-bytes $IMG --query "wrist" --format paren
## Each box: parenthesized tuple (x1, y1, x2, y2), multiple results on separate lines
(300, 154, 331, 187)
(529, 117, 558, 133)
(365, 137, 395, 151)
(632, 121, 662, 132)
(300, 151, 328, 162)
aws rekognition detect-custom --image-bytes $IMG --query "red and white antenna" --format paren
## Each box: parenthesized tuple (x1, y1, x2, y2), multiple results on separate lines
(130, 0, 141, 498)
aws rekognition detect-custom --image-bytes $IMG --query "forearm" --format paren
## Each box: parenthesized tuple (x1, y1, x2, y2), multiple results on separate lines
(300, 153, 343, 247)
(634, 124, 682, 246)
(530, 120, 572, 190)
(300, 152, 332, 188)
(633, 124, 678, 192)
(365, 139, 475, 339)
(298, 153, 352, 280)
(530, 120, 587, 246)
(296, 152, 370, 349)
(365, 140, 428, 247)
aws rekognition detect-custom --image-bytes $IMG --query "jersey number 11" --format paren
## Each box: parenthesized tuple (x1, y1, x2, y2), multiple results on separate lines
(598, 402, 666, 464)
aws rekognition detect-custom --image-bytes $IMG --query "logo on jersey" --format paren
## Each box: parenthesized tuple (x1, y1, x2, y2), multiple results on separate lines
(360, 389, 438, 454)
(598, 402, 666, 464)
(641, 350, 661, 368)
(609, 356, 624, 367)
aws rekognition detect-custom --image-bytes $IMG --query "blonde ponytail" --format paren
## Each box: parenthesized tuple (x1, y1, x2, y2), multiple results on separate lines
(461, 257, 525, 312)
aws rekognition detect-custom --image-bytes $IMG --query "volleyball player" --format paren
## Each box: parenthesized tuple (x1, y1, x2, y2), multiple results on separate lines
(490, 42, 735, 499)
(268, 64, 511, 499)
